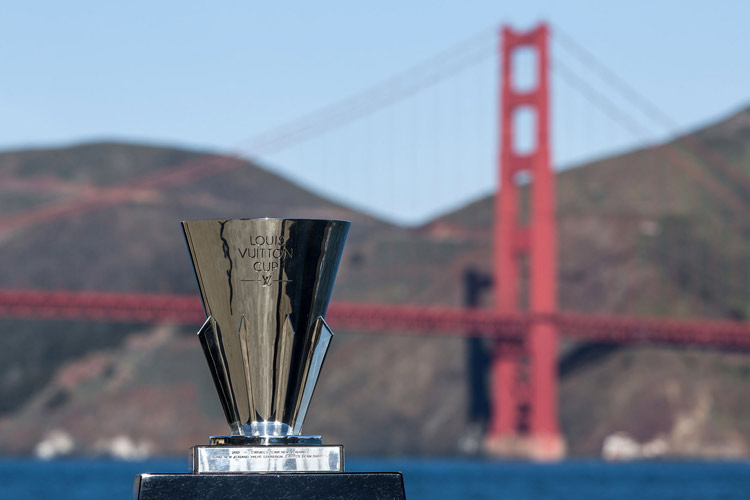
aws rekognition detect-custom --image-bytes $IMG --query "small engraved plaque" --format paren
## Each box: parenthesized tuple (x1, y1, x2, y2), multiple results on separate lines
(191, 445, 344, 473)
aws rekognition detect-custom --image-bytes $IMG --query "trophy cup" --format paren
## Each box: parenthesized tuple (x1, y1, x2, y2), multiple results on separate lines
(133, 218, 406, 500)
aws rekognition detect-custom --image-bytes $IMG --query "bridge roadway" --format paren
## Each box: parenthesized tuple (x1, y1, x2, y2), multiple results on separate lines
(1, 288, 749, 350)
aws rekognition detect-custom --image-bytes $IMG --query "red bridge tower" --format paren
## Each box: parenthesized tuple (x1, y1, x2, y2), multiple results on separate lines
(486, 23, 565, 460)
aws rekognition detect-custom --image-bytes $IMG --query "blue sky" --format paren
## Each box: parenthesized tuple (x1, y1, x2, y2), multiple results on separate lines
(2, 1, 748, 224)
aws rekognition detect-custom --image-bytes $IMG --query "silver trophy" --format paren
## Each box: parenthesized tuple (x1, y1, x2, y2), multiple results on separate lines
(182, 218, 349, 473)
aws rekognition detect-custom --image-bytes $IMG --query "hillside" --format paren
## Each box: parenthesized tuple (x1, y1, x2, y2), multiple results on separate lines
(0, 143, 398, 405)
(0, 106, 749, 457)
(437, 107, 750, 320)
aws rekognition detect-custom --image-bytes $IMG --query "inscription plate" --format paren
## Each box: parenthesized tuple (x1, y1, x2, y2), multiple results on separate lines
(191, 445, 344, 473)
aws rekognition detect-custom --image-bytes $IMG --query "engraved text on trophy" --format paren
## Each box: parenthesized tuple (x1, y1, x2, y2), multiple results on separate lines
(239, 234, 294, 286)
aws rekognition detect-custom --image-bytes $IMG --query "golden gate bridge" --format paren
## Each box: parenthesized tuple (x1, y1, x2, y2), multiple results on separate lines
(1, 23, 749, 460)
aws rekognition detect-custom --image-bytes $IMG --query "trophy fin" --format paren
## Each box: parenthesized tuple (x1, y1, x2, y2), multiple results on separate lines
(273, 315, 296, 423)
(197, 316, 243, 434)
(237, 314, 258, 430)
(292, 316, 334, 435)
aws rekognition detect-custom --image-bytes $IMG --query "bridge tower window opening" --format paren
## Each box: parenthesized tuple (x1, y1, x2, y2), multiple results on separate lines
(511, 107, 538, 156)
(511, 46, 539, 92)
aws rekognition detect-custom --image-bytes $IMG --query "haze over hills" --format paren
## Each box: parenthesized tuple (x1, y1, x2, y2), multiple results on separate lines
(0, 106, 749, 457)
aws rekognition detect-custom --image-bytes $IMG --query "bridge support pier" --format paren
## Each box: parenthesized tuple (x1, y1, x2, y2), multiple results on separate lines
(485, 23, 565, 460)
(487, 340, 522, 438)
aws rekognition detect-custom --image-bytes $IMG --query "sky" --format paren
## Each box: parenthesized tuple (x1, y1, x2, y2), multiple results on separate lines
(2, 1, 749, 224)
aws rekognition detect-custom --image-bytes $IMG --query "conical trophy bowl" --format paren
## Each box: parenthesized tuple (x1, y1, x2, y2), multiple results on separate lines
(182, 218, 349, 447)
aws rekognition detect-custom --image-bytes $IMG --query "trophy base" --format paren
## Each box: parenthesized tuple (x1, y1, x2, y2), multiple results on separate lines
(191, 443, 344, 473)
(134, 472, 406, 500)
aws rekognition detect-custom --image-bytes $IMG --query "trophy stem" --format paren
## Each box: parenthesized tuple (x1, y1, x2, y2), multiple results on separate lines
(208, 434, 323, 446)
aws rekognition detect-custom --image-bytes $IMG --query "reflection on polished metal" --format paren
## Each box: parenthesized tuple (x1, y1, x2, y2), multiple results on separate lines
(182, 218, 349, 473)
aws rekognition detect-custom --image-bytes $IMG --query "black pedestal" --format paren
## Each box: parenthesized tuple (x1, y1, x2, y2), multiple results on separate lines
(133, 473, 406, 500)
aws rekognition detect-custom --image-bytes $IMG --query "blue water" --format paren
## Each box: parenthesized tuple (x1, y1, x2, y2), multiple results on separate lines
(2, 458, 750, 499)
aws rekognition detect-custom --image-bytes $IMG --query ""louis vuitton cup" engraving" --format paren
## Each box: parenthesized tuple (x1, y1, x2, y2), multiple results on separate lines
(237, 234, 295, 279)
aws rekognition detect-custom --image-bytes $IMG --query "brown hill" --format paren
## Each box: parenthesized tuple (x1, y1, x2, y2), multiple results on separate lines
(0, 105, 749, 457)
(0, 143, 398, 417)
